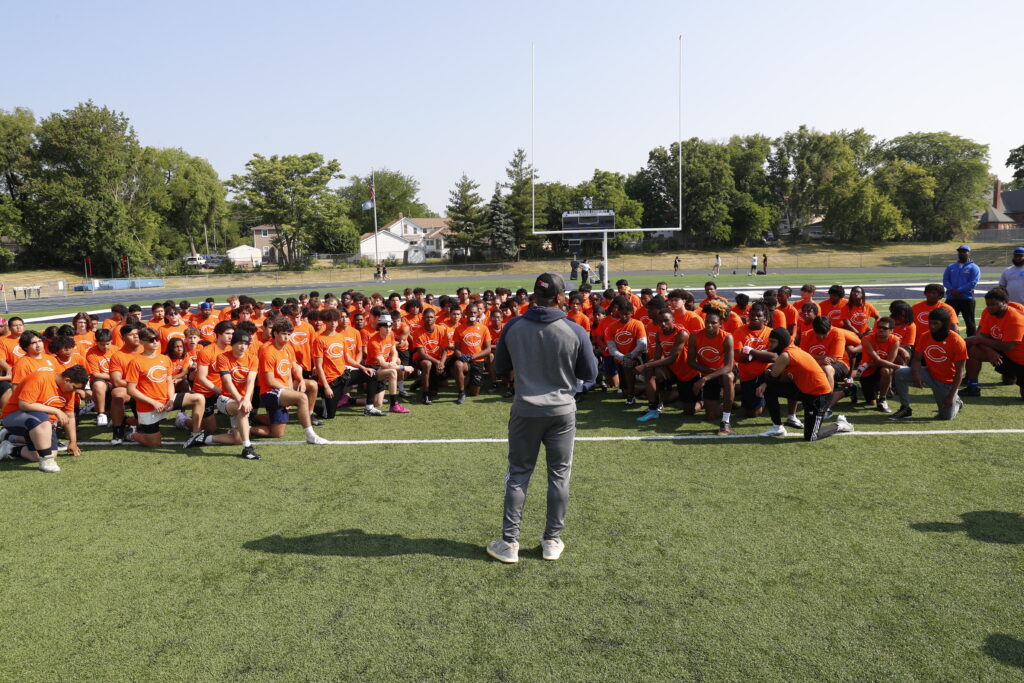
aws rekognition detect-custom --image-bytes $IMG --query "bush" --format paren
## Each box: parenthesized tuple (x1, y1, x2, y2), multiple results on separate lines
(213, 260, 236, 275)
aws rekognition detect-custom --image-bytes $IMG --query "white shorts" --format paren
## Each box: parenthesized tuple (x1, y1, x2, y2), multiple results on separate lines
(215, 394, 240, 430)
(138, 410, 167, 426)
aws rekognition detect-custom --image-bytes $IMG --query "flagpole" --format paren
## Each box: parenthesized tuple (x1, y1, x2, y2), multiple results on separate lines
(371, 169, 380, 268)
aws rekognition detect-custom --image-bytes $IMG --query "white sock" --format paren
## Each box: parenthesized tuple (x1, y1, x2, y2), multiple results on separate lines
(242, 440, 252, 448)
(722, 412, 731, 423)
(304, 426, 317, 439)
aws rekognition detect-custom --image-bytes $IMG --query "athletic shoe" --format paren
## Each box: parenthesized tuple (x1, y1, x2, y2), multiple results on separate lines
(336, 395, 352, 409)
(958, 386, 981, 398)
(486, 539, 519, 564)
(624, 396, 636, 407)
(310, 415, 324, 427)
(182, 430, 206, 449)
(306, 433, 329, 445)
(0, 427, 7, 442)
(848, 384, 859, 406)
(174, 412, 189, 430)
(422, 393, 432, 405)
(785, 416, 804, 429)
(760, 424, 787, 437)
(456, 392, 466, 405)
(876, 400, 891, 414)
(82, 401, 95, 414)
(889, 406, 913, 421)
(363, 406, 386, 417)
(240, 446, 260, 460)
(398, 389, 410, 399)
(38, 457, 61, 473)
(502, 388, 514, 398)
(541, 537, 565, 561)
(96, 413, 109, 427)
(717, 421, 731, 436)
(0, 440, 13, 461)
(835, 415, 854, 433)
(389, 402, 410, 414)
(636, 409, 660, 423)
(110, 426, 125, 446)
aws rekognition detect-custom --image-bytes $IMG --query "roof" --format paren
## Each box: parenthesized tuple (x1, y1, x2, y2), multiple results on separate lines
(359, 231, 411, 245)
(379, 216, 450, 232)
(978, 206, 1018, 225)
(425, 225, 451, 240)
(1001, 189, 1024, 214)
(227, 244, 262, 256)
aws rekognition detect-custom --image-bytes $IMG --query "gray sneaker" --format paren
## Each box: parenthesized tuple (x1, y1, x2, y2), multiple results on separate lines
(363, 405, 386, 417)
(486, 539, 520, 564)
(540, 537, 565, 561)
(785, 415, 804, 429)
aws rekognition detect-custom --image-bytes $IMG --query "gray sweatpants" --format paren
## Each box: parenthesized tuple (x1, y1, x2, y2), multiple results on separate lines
(893, 366, 962, 420)
(502, 411, 576, 543)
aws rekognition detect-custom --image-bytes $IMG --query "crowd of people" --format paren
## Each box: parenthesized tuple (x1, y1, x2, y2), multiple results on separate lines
(1, 245, 1021, 473)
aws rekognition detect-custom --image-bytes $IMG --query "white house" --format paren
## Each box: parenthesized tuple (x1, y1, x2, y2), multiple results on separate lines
(359, 215, 451, 262)
(226, 244, 263, 268)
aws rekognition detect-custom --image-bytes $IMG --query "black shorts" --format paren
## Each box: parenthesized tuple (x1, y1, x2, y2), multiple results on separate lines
(700, 375, 723, 401)
(995, 354, 1024, 385)
(302, 369, 315, 380)
(740, 376, 766, 410)
(669, 377, 701, 404)
(397, 349, 412, 367)
(465, 360, 485, 386)
(830, 360, 849, 384)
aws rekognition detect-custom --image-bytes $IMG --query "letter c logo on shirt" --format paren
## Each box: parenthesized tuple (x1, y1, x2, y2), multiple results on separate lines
(923, 344, 948, 364)
(146, 364, 168, 383)
(698, 346, 722, 363)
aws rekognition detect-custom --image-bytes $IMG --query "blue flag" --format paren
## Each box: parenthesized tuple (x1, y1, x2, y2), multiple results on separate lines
(361, 200, 374, 211)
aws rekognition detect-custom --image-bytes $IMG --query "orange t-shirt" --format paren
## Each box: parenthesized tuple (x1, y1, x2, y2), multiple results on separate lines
(2, 370, 75, 421)
(312, 332, 348, 383)
(74, 332, 95, 356)
(108, 347, 140, 382)
(692, 328, 730, 371)
(413, 326, 450, 362)
(567, 310, 591, 332)
(12, 355, 58, 384)
(783, 345, 832, 396)
(86, 345, 118, 377)
(2, 337, 26, 368)
(779, 304, 799, 330)
(673, 309, 704, 335)
(841, 302, 880, 335)
(215, 349, 259, 396)
(289, 322, 316, 371)
(656, 327, 697, 381)
(159, 322, 190, 353)
(145, 316, 165, 330)
(259, 342, 297, 388)
(911, 301, 958, 338)
(124, 353, 171, 413)
(732, 324, 772, 382)
(336, 326, 364, 366)
(914, 330, 968, 385)
(194, 343, 228, 397)
(454, 322, 491, 357)
(190, 314, 218, 342)
(860, 330, 900, 377)
(978, 306, 1024, 364)
(894, 322, 917, 348)
(799, 327, 847, 366)
(592, 317, 612, 356)
(604, 319, 647, 356)
(365, 331, 396, 365)
(818, 299, 848, 326)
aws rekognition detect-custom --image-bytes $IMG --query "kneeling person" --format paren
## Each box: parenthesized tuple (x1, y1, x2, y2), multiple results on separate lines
(258, 319, 329, 444)
(0, 364, 88, 472)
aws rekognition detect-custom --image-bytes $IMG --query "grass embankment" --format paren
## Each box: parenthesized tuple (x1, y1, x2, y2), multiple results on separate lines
(2, 369, 1023, 680)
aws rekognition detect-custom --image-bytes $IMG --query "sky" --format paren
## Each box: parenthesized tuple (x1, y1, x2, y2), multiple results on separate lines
(4, 0, 1022, 215)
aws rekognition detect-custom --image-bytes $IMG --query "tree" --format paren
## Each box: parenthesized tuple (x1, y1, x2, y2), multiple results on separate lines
(1006, 143, 1024, 190)
(872, 159, 938, 237)
(341, 169, 432, 234)
(445, 173, 484, 256)
(877, 132, 989, 240)
(0, 107, 35, 259)
(142, 148, 226, 257)
(825, 177, 909, 242)
(724, 135, 777, 244)
(486, 184, 517, 260)
(574, 169, 644, 247)
(504, 148, 540, 247)
(227, 153, 343, 268)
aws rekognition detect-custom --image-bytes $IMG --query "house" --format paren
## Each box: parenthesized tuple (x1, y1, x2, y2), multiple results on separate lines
(359, 215, 452, 262)
(226, 244, 263, 268)
(979, 180, 1024, 229)
(251, 224, 297, 264)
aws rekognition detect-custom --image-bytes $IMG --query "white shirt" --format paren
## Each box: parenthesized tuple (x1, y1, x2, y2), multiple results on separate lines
(751, 255, 758, 266)
(999, 263, 1024, 304)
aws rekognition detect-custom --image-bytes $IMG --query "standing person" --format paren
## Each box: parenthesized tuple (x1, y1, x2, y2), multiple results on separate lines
(569, 255, 580, 281)
(597, 258, 607, 288)
(749, 253, 758, 276)
(763, 253, 768, 275)
(579, 259, 590, 286)
(943, 244, 981, 337)
(486, 273, 598, 564)
(673, 255, 681, 277)
(998, 246, 1024, 305)
(712, 254, 721, 277)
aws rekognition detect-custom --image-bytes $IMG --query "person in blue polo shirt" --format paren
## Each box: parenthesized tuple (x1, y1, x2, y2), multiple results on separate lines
(943, 245, 981, 337)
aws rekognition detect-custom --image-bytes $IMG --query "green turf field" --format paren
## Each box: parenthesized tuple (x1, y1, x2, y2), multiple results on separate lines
(3, 368, 1022, 680)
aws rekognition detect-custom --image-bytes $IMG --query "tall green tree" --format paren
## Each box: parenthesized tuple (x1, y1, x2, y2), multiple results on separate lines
(503, 148, 541, 247)
(486, 183, 517, 260)
(877, 132, 989, 240)
(445, 173, 484, 255)
(341, 169, 431, 234)
(725, 135, 776, 244)
(0, 107, 36, 266)
(872, 159, 937, 237)
(227, 153, 343, 267)
(141, 148, 226, 257)
(1006, 143, 1024, 190)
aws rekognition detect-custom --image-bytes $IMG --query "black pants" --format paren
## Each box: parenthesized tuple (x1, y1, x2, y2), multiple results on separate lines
(947, 298, 976, 337)
(320, 377, 348, 419)
(764, 377, 840, 441)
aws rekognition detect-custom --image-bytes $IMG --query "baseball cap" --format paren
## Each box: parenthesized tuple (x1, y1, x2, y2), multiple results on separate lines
(199, 302, 212, 310)
(1014, 246, 1024, 255)
(957, 244, 971, 252)
(534, 272, 566, 298)
(376, 317, 393, 326)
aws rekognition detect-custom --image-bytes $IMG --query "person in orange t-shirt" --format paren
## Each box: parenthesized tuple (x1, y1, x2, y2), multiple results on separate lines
(257, 318, 327, 443)
(1, 364, 88, 470)
(911, 284, 959, 339)
(107, 322, 145, 444)
(190, 303, 218, 342)
(86, 328, 118, 426)
(485, 308, 507, 391)
(634, 308, 698, 418)
(853, 316, 902, 412)
(210, 332, 268, 458)
(124, 327, 207, 449)
(840, 286, 879, 337)
(776, 286, 799, 336)
(888, 300, 917, 365)
(604, 300, 648, 406)
(817, 285, 848, 328)
(962, 286, 1024, 399)
(191, 320, 235, 435)
(452, 302, 492, 404)
(411, 308, 451, 404)
(891, 307, 967, 420)
(732, 304, 774, 418)
(312, 308, 350, 420)
(687, 306, 735, 433)
(158, 307, 190, 353)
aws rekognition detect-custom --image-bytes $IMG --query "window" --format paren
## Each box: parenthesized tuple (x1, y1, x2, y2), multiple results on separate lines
(262, 246, 270, 256)
(261, 230, 269, 237)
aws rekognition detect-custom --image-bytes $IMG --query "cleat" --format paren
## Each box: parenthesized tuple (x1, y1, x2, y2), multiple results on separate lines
(958, 386, 980, 398)
(486, 539, 519, 564)
(174, 412, 189, 430)
(456, 392, 466, 405)
(240, 446, 260, 460)
(888, 406, 913, 421)
(389, 402, 410, 414)
(502, 388, 514, 398)
(876, 400, 891, 414)
(310, 415, 324, 427)
(38, 456, 61, 473)
(835, 415, 854, 433)
(624, 396, 636, 407)
(636, 408, 660, 423)
(336, 395, 351, 409)
(363, 405, 386, 417)
(422, 393, 432, 405)
(760, 424, 787, 437)
(110, 426, 124, 446)
(0, 440, 13, 461)
(96, 413, 109, 427)
(540, 537, 565, 561)
(785, 415, 804, 429)
(182, 430, 206, 449)
(717, 421, 731, 436)
(306, 433, 329, 445)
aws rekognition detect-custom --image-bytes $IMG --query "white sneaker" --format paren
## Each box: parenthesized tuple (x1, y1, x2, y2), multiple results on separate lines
(486, 539, 520, 564)
(835, 415, 854, 433)
(96, 413, 109, 427)
(363, 406, 386, 417)
(174, 412, 189, 430)
(0, 427, 7, 442)
(760, 424, 787, 437)
(541, 537, 565, 561)
(876, 400, 891, 414)
(39, 457, 61, 473)
(0, 440, 13, 461)
(785, 415, 804, 429)
(306, 433, 329, 445)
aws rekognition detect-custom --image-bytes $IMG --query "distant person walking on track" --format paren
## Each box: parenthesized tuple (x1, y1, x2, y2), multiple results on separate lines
(579, 259, 590, 286)
(943, 245, 981, 337)
(569, 256, 580, 281)
(763, 253, 768, 275)
(673, 256, 681, 277)
(749, 254, 758, 276)
(487, 273, 598, 564)
(712, 254, 721, 277)
(998, 246, 1024, 304)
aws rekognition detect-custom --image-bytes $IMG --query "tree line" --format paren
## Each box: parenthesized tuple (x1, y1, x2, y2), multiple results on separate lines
(1, 101, 1018, 272)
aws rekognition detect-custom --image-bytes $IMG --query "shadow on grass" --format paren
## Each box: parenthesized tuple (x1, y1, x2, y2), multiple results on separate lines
(983, 634, 1024, 669)
(910, 511, 1024, 544)
(243, 528, 484, 559)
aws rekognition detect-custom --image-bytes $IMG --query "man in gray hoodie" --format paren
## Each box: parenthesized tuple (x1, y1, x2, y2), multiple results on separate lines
(486, 273, 598, 564)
